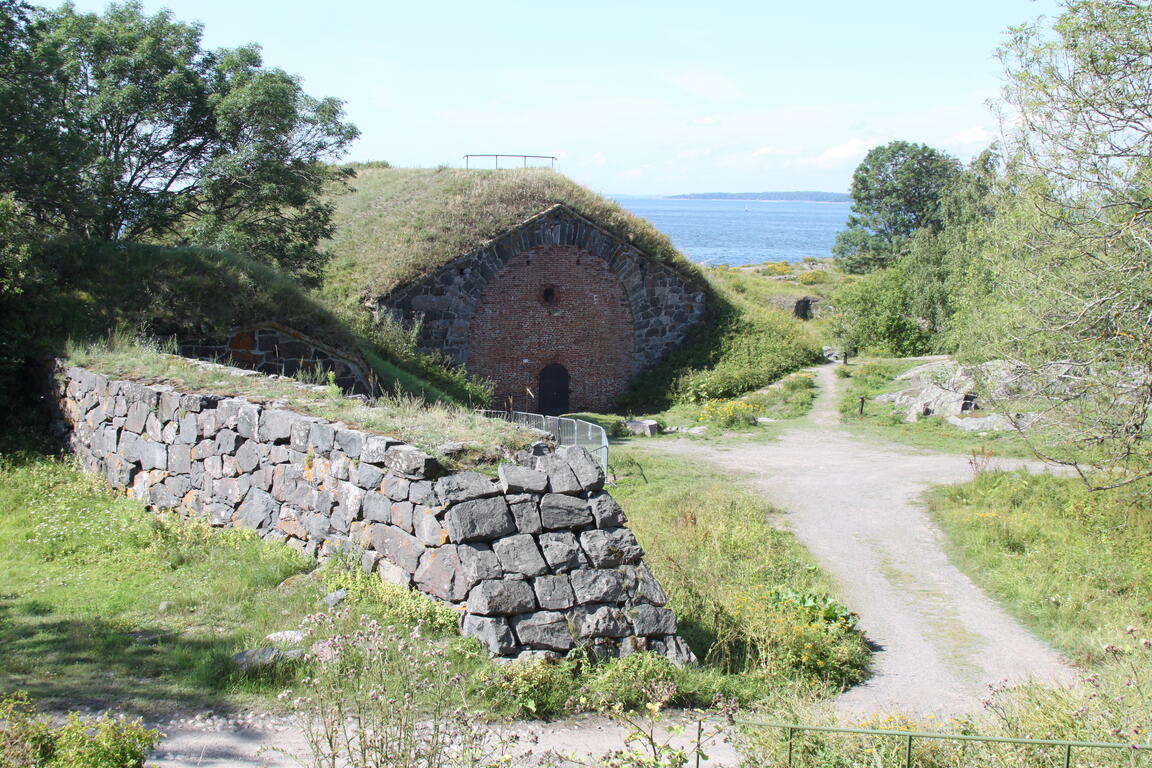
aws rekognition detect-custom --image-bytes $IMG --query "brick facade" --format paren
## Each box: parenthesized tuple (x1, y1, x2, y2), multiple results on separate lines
(379, 205, 707, 412)
(468, 244, 634, 413)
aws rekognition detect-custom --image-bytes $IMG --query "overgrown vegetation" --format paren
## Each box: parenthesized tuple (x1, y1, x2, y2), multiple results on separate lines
(928, 471, 1152, 662)
(618, 265, 824, 411)
(0, 692, 159, 768)
(322, 166, 703, 307)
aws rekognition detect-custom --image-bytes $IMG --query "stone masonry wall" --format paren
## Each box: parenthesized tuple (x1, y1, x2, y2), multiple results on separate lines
(177, 322, 372, 394)
(379, 205, 707, 403)
(51, 362, 696, 665)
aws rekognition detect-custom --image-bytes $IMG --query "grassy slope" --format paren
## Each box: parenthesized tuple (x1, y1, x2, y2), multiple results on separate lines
(15, 239, 486, 405)
(927, 471, 1152, 662)
(322, 166, 703, 307)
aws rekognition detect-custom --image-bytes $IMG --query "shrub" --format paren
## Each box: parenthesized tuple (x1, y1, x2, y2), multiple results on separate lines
(0, 693, 159, 768)
(320, 566, 460, 637)
(797, 269, 829, 285)
(479, 657, 578, 718)
(582, 653, 680, 710)
(698, 398, 758, 427)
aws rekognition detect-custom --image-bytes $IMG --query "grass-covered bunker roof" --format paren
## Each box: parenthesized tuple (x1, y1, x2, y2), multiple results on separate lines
(321, 166, 704, 306)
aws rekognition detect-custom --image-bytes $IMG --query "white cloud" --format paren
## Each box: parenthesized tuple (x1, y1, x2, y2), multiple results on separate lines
(592, 151, 607, 166)
(620, 168, 645, 180)
(692, 116, 720, 126)
(752, 146, 792, 157)
(952, 126, 993, 144)
(801, 137, 880, 169)
(677, 148, 713, 160)
(668, 70, 743, 102)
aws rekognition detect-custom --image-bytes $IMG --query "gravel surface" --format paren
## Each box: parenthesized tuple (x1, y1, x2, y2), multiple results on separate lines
(148, 710, 741, 767)
(644, 362, 1078, 718)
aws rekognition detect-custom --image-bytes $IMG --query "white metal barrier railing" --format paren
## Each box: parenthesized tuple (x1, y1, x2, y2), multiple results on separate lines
(478, 410, 608, 472)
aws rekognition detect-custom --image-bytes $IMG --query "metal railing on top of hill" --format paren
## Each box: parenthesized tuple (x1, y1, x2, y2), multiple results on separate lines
(740, 721, 1152, 767)
(477, 410, 608, 473)
(463, 154, 558, 170)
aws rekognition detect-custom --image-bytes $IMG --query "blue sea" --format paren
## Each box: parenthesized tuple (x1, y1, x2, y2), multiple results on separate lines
(611, 197, 850, 267)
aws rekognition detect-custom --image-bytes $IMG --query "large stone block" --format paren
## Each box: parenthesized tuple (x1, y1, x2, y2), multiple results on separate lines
(537, 531, 586, 573)
(361, 435, 399, 464)
(238, 488, 279, 530)
(588, 491, 627, 528)
(236, 404, 260, 439)
(214, 429, 241, 455)
(458, 543, 503, 587)
(137, 439, 167, 471)
(369, 525, 424, 574)
(533, 574, 575, 610)
(570, 569, 624, 605)
(540, 493, 593, 530)
(535, 453, 581, 495)
(361, 492, 391, 523)
(444, 496, 515, 543)
(628, 604, 677, 637)
(508, 495, 543, 535)
(619, 564, 668, 606)
(415, 508, 449, 547)
(435, 472, 499, 505)
(235, 441, 261, 473)
(578, 606, 632, 639)
(414, 546, 465, 602)
(498, 464, 548, 495)
(580, 528, 643, 568)
(511, 611, 574, 651)
(467, 579, 536, 616)
(385, 445, 438, 479)
(258, 408, 297, 443)
(334, 428, 364, 458)
(309, 422, 336, 454)
(356, 461, 384, 492)
(557, 445, 605, 492)
(462, 614, 518, 656)
(491, 534, 548, 577)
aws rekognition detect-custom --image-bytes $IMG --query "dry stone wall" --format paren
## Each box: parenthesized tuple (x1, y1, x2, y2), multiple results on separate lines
(51, 362, 696, 665)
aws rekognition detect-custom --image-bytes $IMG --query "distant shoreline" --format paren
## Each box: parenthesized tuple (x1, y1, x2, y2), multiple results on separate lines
(667, 191, 850, 203)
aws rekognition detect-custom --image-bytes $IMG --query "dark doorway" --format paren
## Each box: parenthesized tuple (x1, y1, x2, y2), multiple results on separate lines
(538, 363, 570, 416)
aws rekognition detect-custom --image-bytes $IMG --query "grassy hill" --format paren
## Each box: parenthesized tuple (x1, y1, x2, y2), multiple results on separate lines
(321, 166, 704, 310)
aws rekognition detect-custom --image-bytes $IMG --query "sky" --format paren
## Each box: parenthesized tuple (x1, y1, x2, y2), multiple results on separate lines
(62, 0, 1065, 196)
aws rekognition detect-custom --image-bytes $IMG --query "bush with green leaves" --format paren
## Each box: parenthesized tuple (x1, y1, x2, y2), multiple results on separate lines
(0, 693, 159, 768)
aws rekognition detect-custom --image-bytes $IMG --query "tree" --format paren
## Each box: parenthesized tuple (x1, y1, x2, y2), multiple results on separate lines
(966, 0, 1152, 490)
(0, 2, 358, 282)
(833, 140, 961, 273)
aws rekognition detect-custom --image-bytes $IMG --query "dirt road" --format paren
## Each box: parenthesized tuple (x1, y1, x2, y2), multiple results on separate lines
(644, 363, 1077, 718)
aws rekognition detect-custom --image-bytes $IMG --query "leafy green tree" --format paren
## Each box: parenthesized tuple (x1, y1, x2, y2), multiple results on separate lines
(1, 2, 358, 282)
(965, 0, 1152, 489)
(834, 140, 961, 274)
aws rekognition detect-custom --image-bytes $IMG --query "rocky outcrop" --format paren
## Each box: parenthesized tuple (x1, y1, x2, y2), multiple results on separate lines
(51, 362, 696, 666)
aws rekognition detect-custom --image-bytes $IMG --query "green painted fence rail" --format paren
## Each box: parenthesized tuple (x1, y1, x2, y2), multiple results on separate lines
(737, 721, 1151, 768)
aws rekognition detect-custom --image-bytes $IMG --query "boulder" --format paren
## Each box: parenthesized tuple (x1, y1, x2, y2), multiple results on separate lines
(512, 611, 574, 651)
(468, 579, 537, 616)
(540, 493, 594, 530)
(498, 464, 549, 495)
(492, 534, 549, 577)
(444, 496, 516, 543)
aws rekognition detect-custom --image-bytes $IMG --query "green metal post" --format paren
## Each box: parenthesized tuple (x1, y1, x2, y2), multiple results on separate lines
(787, 727, 793, 767)
(905, 734, 913, 768)
(1064, 744, 1072, 768)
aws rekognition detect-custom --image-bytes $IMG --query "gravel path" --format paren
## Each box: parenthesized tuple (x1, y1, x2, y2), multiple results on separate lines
(643, 363, 1078, 718)
(148, 710, 740, 767)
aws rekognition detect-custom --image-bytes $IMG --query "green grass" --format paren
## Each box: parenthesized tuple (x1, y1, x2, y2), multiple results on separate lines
(0, 446, 321, 715)
(322, 166, 704, 307)
(66, 339, 536, 470)
(926, 470, 1152, 663)
(837, 358, 1034, 458)
(6, 238, 492, 406)
(617, 267, 825, 411)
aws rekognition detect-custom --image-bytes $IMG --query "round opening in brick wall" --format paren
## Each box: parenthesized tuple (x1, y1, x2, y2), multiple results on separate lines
(540, 286, 558, 305)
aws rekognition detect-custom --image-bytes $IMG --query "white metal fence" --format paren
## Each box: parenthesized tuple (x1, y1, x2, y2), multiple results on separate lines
(478, 410, 609, 472)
